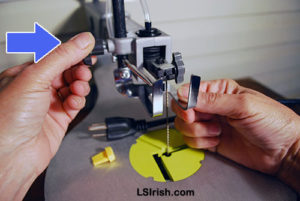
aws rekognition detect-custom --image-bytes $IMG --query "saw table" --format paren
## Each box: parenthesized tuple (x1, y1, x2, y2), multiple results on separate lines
(44, 61, 297, 201)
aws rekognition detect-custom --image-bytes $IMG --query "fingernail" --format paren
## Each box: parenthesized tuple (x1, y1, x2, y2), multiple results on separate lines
(91, 56, 97, 65)
(178, 85, 189, 98)
(71, 32, 93, 49)
(208, 125, 221, 136)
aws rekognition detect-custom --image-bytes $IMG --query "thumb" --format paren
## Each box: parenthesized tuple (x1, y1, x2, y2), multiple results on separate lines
(19, 32, 95, 88)
(177, 80, 252, 119)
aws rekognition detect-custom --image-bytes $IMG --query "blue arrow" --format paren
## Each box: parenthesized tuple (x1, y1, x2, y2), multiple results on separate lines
(6, 22, 61, 63)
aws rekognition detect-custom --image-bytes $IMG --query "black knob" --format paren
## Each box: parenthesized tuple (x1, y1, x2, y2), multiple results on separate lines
(172, 52, 185, 84)
(83, 39, 106, 65)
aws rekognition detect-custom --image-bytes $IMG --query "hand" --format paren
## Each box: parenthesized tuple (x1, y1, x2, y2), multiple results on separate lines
(172, 79, 300, 176)
(0, 32, 95, 201)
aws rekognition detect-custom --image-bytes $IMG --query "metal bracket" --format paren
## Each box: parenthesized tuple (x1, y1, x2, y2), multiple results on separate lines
(169, 75, 201, 110)
(121, 60, 200, 117)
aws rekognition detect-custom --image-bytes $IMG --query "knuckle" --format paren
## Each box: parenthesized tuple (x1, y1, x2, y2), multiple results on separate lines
(193, 123, 209, 137)
(72, 96, 84, 108)
(204, 92, 220, 105)
(237, 93, 253, 115)
(194, 140, 203, 148)
(194, 139, 205, 148)
(79, 65, 89, 73)
(55, 45, 74, 58)
(221, 79, 239, 93)
(227, 79, 240, 93)
(238, 93, 251, 106)
(224, 78, 238, 86)
(190, 126, 200, 137)
(182, 110, 194, 123)
(190, 122, 203, 135)
(190, 125, 197, 136)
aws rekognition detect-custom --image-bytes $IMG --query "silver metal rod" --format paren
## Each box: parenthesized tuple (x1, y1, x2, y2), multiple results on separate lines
(124, 59, 153, 86)
(166, 80, 170, 154)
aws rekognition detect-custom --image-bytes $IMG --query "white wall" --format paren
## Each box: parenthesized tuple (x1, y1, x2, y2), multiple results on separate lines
(0, 0, 299, 98)
(0, 0, 88, 67)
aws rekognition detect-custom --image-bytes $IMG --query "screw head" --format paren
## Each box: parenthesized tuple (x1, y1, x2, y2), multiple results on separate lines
(119, 68, 131, 79)
(112, 56, 117, 63)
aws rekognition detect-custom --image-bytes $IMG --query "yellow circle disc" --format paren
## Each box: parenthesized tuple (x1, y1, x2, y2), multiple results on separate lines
(129, 129, 205, 182)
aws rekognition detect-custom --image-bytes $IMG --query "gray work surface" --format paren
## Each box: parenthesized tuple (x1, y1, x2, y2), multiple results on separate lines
(44, 62, 297, 201)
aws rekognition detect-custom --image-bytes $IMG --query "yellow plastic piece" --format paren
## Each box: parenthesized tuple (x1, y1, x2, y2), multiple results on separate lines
(130, 140, 166, 182)
(129, 129, 205, 182)
(161, 148, 204, 181)
(92, 146, 116, 167)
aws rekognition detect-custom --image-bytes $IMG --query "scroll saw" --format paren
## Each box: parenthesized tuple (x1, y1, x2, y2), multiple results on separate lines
(44, 0, 296, 200)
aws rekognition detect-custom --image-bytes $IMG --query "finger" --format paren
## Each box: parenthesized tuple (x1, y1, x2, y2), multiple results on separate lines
(63, 64, 92, 85)
(52, 73, 67, 90)
(171, 99, 214, 123)
(200, 79, 240, 94)
(52, 63, 93, 91)
(171, 99, 197, 123)
(63, 68, 73, 85)
(73, 65, 92, 82)
(175, 117, 221, 137)
(58, 87, 70, 100)
(178, 79, 241, 102)
(63, 95, 86, 120)
(69, 80, 90, 97)
(19, 32, 95, 88)
(183, 136, 220, 149)
(177, 79, 255, 119)
(199, 79, 263, 98)
(0, 61, 33, 80)
(194, 112, 214, 121)
(78, 56, 97, 66)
